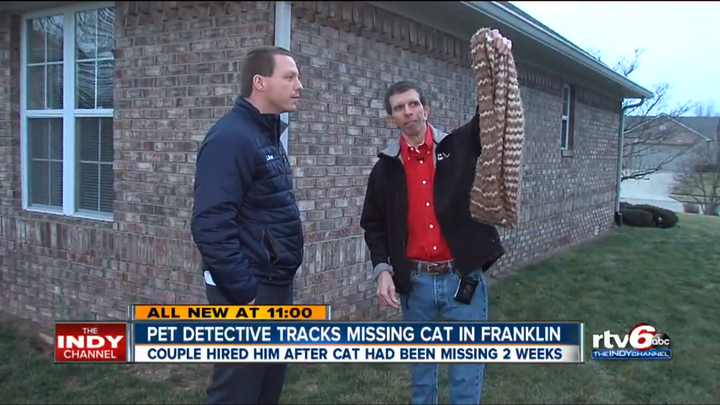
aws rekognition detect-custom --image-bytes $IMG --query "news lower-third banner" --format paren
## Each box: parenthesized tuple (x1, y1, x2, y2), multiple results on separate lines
(54, 320, 585, 365)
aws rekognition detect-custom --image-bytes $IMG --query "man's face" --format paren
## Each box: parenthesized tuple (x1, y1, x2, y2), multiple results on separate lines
(387, 89, 430, 137)
(260, 54, 303, 114)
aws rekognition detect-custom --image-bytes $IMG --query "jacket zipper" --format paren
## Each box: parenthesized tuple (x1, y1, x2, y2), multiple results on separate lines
(391, 155, 409, 252)
(389, 154, 411, 308)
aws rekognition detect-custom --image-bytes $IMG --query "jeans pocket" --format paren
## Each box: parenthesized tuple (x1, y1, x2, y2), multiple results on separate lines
(205, 284, 233, 305)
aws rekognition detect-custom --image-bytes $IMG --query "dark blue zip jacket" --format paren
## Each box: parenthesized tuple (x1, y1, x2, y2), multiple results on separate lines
(191, 97, 304, 304)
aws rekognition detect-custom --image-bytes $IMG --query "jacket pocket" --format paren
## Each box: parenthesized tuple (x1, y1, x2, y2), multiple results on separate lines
(261, 230, 282, 266)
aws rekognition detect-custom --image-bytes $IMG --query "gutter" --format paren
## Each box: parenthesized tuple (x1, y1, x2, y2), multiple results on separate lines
(462, 1, 654, 99)
(613, 99, 647, 226)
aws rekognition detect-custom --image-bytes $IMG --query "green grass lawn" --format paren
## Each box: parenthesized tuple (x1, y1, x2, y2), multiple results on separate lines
(2, 213, 719, 404)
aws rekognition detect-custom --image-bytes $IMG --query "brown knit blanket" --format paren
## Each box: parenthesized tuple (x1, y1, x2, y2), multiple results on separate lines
(468, 28, 526, 229)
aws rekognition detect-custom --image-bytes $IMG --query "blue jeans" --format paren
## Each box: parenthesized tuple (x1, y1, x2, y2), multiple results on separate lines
(399, 266, 489, 405)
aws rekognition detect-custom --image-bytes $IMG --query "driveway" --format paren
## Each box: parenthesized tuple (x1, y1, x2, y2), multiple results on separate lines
(620, 171, 685, 212)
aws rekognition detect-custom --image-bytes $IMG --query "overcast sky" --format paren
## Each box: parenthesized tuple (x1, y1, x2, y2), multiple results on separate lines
(510, 1, 719, 115)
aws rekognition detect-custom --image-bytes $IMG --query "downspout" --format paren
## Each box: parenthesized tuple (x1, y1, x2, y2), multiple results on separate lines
(274, 1, 292, 154)
(614, 98, 646, 226)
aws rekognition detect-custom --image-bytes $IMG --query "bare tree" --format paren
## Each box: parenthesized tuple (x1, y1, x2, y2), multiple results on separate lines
(587, 47, 697, 181)
(692, 100, 719, 117)
(674, 146, 720, 216)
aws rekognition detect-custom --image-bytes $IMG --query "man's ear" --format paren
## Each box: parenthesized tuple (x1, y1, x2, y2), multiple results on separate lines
(252, 75, 265, 92)
(423, 106, 431, 120)
(387, 115, 395, 126)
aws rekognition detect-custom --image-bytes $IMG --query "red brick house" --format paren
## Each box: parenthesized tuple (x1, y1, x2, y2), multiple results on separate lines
(0, 1, 652, 326)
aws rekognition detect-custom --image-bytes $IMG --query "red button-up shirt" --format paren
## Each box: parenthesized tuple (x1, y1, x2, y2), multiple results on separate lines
(400, 125, 453, 262)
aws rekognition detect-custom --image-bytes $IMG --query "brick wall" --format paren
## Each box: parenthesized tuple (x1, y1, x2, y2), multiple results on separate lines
(0, 13, 20, 214)
(287, 1, 621, 319)
(0, 1, 621, 328)
(287, 3, 481, 320)
(110, 0, 278, 306)
(0, 1, 277, 326)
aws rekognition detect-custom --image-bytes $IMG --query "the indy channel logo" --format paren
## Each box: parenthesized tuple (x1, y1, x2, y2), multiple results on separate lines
(591, 323, 672, 361)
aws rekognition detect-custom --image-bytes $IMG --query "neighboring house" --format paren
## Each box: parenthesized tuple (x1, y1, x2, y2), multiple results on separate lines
(624, 114, 718, 174)
(0, 1, 652, 327)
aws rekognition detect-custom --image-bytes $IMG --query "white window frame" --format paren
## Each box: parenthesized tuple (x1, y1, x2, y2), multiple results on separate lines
(20, 1, 116, 221)
(561, 83, 572, 150)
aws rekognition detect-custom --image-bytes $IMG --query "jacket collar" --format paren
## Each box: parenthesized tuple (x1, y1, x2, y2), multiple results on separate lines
(379, 123, 449, 159)
(233, 96, 288, 140)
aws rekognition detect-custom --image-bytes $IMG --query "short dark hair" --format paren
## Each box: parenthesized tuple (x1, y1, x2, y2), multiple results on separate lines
(240, 46, 294, 98)
(383, 81, 428, 115)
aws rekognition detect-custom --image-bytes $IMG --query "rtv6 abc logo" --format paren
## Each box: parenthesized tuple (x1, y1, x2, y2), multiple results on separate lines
(627, 324, 671, 351)
(593, 323, 671, 351)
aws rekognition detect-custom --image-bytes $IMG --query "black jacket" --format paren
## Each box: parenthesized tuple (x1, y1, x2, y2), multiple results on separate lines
(360, 113, 505, 295)
(191, 97, 303, 304)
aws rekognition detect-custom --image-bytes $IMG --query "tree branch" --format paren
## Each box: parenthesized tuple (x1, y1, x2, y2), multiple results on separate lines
(589, 47, 700, 182)
(674, 148, 720, 215)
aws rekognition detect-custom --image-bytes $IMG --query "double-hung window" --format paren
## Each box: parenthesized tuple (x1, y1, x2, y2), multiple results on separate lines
(21, 2, 115, 220)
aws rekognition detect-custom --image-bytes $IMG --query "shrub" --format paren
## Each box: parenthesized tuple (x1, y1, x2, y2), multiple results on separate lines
(693, 163, 718, 173)
(620, 208, 654, 228)
(619, 201, 633, 211)
(683, 203, 700, 214)
(630, 203, 679, 228)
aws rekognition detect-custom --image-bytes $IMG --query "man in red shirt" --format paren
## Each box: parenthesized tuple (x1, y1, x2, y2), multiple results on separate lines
(360, 31, 512, 405)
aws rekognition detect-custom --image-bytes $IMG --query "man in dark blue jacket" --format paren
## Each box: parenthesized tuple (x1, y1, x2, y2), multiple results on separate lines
(191, 46, 304, 405)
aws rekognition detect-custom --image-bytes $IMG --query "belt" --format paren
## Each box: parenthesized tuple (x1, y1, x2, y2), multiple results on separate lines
(408, 259, 455, 275)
